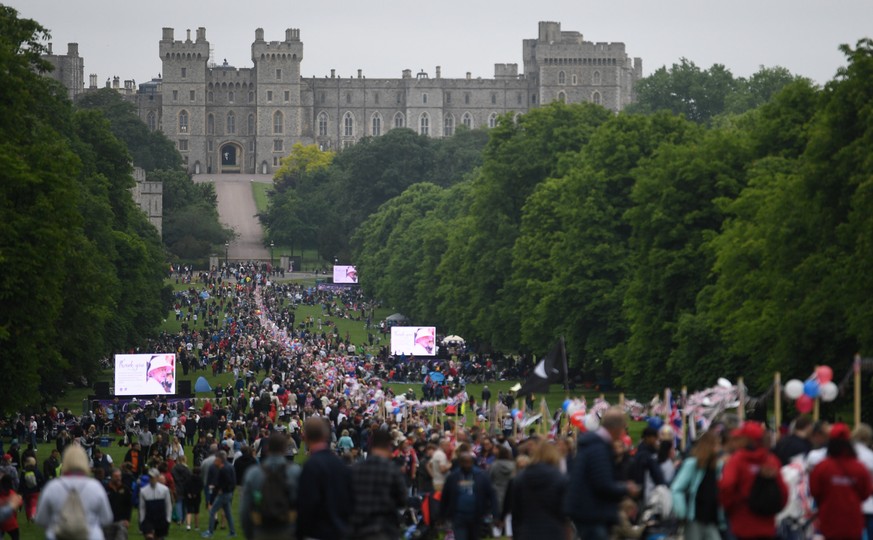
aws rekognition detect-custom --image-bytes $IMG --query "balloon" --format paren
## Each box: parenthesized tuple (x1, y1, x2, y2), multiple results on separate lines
(569, 410, 587, 430)
(562, 399, 572, 412)
(584, 413, 600, 431)
(816, 365, 834, 384)
(717, 377, 733, 389)
(796, 395, 814, 413)
(820, 381, 839, 402)
(647, 416, 664, 430)
(784, 379, 805, 400)
(803, 379, 820, 399)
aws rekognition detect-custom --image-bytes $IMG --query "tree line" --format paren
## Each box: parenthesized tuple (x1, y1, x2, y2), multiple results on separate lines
(267, 40, 873, 396)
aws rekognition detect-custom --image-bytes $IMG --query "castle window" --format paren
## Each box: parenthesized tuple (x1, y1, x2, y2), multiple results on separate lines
(488, 113, 498, 128)
(207, 114, 215, 135)
(273, 156, 280, 166)
(172, 90, 178, 101)
(284, 91, 290, 102)
(422, 93, 428, 104)
(276, 69, 282, 80)
(491, 93, 497, 105)
(273, 111, 283, 134)
(228, 91, 234, 103)
(190, 90, 195, 101)
(592, 91, 602, 105)
(394, 112, 405, 129)
(178, 139, 188, 151)
(593, 71, 601, 85)
(181, 67, 187, 78)
(343, 112, 354, 137)
(558, 71, 566, 85)
(462, 112, 473, 129)
(274, 139, 284, 152)
(346, 93, 352, 104)
(572, 74, 578, 85)
(396, 92, 402, 104)
(320, 93, 326, 104)
(146, 111, 156, 131)
(517, 92, 523, 105)
(267, 91, 273, 102)
(178, 110, 188, 132)
(419, 112, 429, 136)
(532, 94, 537, 104)
(208, 139, 213, 152)
(445, 92, 451, 104)
(208, 91, 214, 102)
(247, 114, 255, 135)
(248, 91, 254, 103)
(318, 112, 328, 137)
(557, 91, 566, 103)
(444, 114, 454, 137)
(374, 93, 380, 105)
(226, 111, 235, 134)
(372, 114, 382, 137)
(464, 93, 470, 105)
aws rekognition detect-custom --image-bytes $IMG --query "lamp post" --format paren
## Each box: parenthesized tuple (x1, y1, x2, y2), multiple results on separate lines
(224, 241, 229, 267)
(270, 241, 275, 273)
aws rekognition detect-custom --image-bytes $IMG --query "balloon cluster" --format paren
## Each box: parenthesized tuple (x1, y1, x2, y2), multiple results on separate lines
(784, 365, 838, 413)
(563, 398, 599, 431)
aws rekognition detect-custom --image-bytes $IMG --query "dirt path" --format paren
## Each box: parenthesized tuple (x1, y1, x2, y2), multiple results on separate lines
(193, 174, 272, 261)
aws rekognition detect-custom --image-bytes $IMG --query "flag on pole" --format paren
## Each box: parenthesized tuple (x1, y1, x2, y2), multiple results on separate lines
(516, 338, 568, 397)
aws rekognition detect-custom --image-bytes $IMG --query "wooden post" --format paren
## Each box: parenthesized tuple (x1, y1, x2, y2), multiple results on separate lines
(680, 386, 688, 452)
(813, 398, 820, 422)
(540, 398, 547, 437)
(855, 354, 862, 429)
(664, 388, 671, 421)
(774, 372, 782, 442)
(619, 393, 625, 407)
(737, 377, 745, 422)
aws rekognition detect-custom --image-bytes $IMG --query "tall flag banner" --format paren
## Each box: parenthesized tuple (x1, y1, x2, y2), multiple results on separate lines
(516, 338, 568, 397)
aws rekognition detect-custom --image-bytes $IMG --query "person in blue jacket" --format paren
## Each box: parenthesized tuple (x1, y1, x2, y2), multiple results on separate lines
(440, 451, 498, 540)
(670, 430, 725, 540)
(563, 407, 640, 540)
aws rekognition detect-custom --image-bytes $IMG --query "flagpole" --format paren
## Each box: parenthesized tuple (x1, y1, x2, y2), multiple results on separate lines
(680, 386, 688, 453)
(561, 336, 569, 393)
(737, 377, 745, 422)
(855, 354, 862, 429)
(774, 372, 782, 442)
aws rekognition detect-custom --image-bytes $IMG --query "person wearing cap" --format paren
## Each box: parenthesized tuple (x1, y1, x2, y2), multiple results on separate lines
(140, 468, 173, 540)
(810, 422, 873, 540)
(34, 445, 113, 540)
(718, 421, 787, 540)
(144, 355, 175, 395)
(628, 426, 666, 504)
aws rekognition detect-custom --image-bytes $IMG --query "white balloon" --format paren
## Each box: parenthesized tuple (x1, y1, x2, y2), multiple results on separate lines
(717, 377, 733, 389)
(820, 381, 839, 402)
(584, 413, 600, 431)
(784, 379, 805, 400)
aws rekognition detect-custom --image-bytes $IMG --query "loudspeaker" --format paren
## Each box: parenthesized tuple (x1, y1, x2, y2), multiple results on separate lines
(178, 380, 192, 396)
(94, 382, 110, 397)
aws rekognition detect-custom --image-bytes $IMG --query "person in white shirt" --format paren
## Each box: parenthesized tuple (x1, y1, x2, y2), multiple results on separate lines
(429, 438, 453, 492)
(139, 468, 172, 540)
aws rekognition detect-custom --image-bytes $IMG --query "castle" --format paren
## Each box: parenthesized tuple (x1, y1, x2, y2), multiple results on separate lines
(46, 22, 642, 176)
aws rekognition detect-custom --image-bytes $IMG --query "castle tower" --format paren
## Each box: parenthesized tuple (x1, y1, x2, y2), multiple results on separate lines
(160, 27, 210, 173)
(42, 43, 84, 100)
(251, 28, 303, 174)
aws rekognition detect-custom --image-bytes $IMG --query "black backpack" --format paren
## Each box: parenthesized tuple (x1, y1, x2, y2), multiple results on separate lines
(252, 463, 295, 528)
(747, 470, 784, 516)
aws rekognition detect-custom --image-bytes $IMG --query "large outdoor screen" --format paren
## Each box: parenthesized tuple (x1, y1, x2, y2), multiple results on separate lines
(333, 265, 358, 283)
(391, 326, 437, 356)
(114, 353, 176, 395)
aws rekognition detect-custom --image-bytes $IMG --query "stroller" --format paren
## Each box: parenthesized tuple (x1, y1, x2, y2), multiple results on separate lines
(640, 485, 682, 540)
(402, 493, 438, 540)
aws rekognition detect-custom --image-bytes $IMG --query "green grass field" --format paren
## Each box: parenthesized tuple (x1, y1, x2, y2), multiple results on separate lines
(251, 181, 272, 215)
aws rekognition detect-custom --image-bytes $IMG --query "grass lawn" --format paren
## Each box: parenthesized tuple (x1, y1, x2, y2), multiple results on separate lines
(251, 181, 272, 215)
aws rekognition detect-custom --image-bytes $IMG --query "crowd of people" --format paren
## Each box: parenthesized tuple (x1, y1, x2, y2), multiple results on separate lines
(1, 264, 873, 540)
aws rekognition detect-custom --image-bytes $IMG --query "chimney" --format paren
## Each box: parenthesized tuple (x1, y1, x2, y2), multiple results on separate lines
(436, 66, 441, 79)
(255, 28, 264, 41)
(89, 74, 97, 88)
(466, 72, 471, 80)
(186, 29, 192, 42)
(330, 69, 335, 78)
(162, 28, 174, 41)
(357, 69, 362, 79)
(113, 76, 120, 89)
(67, 43, 79, 56)
(285, 28, 294, 41)
(196, 27, 206, 42)
(47, 42, 53, 55)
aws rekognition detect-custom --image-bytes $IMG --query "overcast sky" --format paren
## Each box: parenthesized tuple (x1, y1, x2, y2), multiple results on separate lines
(8, 0, 871, 86)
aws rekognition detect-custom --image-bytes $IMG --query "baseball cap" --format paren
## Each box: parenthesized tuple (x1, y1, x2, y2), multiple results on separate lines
(829, 422, 851, 441)
(731, 421, 765, 442)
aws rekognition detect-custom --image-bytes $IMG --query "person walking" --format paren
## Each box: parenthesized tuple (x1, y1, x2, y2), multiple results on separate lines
(139, 468, 172, 540)
(348, 429, 407, 539)
(510, 440, 569, 540)
(439, 451, 498, 540)
(171, 455, 192, 527)
(34, 444, 114, 540)
(297, 418, 353, 540)
(104, 468, 132, 540)
(563, 406, 640, 540)
(810, 423, 873, 540)
(240, 432, 301, 540)
(671, 431, 725, 540)
(202, 451, 237, 538)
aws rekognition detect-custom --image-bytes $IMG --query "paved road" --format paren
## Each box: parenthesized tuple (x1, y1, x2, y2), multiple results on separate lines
(193, 174, 272, 261)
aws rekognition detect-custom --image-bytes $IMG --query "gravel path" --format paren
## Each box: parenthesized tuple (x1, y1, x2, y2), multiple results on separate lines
(193, 174, 272, 261)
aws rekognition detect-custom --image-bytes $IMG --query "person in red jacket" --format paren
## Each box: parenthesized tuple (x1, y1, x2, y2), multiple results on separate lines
(719, 421, 788, 540)
(810, 422, 873, 540)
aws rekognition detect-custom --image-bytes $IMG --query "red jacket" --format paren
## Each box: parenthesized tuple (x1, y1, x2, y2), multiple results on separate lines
(810, 455, 873, 539)
(719, 447, 788, 539)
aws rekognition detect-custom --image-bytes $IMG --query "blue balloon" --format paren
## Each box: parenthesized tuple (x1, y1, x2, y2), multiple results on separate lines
(647, 416, 664, 430)
(511, 408, 520, 418)
(562, 399, 572, 412)
(804, 379, 820, 398)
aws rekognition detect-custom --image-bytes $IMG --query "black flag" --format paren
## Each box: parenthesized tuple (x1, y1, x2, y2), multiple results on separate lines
(516, 338, 567, 397)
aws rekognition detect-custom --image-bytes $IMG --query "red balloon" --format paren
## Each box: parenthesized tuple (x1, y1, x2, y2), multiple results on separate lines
(816, 365, 834, 384)
(569, 410, 587, 431)
(796, 394, 814, 413)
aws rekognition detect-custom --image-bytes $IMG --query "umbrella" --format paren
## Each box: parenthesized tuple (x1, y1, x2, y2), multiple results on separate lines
(199, 291, 211, 299)
(442, 335, 465, 345)
(194, 376, 212, 393)
(429, 371, 446, 383)
(385, 313, 409, 322)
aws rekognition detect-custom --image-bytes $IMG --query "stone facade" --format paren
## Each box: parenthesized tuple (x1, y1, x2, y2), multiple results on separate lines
(42, 42, 84, 100)
(130, 167, 163, 234)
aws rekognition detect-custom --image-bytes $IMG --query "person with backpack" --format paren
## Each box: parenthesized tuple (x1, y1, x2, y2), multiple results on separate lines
(348, 428, 407, 539)
(718, 421, 788, 540)
(810, 423, 873, 540)
(34, 444, 114, 540)
(240, 432, 301, 540)
(19, 457, 43, 523)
